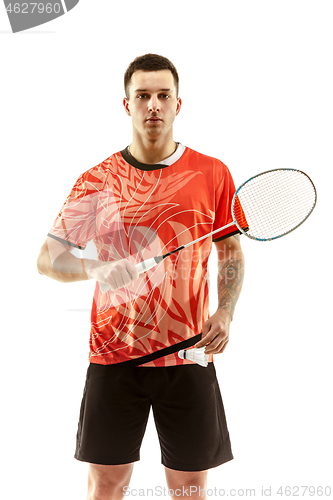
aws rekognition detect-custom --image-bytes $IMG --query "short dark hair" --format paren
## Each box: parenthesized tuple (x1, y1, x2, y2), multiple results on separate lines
(124, 53, 179, 99)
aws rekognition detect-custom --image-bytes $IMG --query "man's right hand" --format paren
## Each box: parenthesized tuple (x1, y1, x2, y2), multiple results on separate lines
(86, 259, 140, 292)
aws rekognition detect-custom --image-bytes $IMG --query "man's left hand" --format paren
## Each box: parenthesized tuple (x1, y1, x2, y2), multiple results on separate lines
(195, 309, 232, 354)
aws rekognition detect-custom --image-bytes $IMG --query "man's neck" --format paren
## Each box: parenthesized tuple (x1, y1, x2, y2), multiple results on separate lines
(128, 137, 178, 165)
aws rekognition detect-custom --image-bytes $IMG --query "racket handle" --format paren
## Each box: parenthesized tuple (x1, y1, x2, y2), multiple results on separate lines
(99, 282, 110, 293)
(135, 257, 158, 274)
(99, 257, 159, 293)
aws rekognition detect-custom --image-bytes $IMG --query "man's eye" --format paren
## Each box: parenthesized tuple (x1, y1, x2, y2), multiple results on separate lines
(136, 93, 170, 99)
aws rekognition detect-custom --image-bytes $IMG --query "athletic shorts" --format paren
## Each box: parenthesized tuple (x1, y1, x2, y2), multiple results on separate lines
(74, 362, 233, 472)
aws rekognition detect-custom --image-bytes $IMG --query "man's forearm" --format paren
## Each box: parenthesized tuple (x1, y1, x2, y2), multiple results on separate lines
(217, 253, 245, 320)
(37, 241, 103, 283)
(37, 239, 139, 290)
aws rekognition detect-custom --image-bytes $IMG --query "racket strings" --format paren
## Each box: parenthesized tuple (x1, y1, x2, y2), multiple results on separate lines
(241, 175, 315, 238)
(234, 170, 316, 240)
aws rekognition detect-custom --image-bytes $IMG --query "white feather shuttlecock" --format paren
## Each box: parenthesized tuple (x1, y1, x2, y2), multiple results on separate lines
(178, 347, 208, 367)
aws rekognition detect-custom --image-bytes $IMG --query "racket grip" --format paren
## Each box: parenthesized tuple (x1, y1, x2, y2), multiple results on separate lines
(135, 258, 158, 275)
(99, 282, 110, 293)
(98, 258, 158, 293)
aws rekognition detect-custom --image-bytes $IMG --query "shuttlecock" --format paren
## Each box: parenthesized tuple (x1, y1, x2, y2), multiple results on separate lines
(178, 347, 208, 367)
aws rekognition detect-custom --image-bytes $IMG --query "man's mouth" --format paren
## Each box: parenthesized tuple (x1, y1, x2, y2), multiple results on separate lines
(146, 117, 162, 123)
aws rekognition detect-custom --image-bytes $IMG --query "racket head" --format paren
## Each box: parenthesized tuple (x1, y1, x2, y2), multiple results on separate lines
(232, 168, 317, 241)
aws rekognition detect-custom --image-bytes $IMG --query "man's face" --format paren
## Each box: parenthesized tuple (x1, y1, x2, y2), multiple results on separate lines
(123, 69, 181, 141)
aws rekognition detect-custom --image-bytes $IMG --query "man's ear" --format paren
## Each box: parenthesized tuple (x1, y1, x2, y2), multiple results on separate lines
(123, 97, 131, 116)
(176, 97, 182, 116)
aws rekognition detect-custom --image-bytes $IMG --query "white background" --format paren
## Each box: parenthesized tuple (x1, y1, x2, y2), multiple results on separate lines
(1, 1, 332, 499)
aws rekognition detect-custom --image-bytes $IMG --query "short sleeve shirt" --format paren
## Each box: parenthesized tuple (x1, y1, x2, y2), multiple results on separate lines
(48, 145, 243, 366)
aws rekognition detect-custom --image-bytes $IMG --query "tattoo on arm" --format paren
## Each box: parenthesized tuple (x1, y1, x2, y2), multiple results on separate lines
(217, 257, 244, 319)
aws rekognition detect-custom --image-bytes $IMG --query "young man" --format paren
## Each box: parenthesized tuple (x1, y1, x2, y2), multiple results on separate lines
(37, 54, 245, 500)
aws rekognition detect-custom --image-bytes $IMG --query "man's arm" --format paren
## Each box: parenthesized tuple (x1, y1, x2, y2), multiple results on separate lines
(195, 234, 245, 354)
(37, 237, 139, 291)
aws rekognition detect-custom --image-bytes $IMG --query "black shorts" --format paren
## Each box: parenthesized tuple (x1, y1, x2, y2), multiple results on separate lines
(74, 362, 233, 472)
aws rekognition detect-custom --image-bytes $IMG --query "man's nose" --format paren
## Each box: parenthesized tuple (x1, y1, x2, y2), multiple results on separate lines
(148, 95, 160, 112)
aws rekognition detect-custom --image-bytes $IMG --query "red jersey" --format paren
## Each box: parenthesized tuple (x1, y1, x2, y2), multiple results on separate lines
(48, 145, 242, 366)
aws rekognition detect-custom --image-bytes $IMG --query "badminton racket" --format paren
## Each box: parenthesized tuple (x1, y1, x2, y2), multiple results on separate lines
(99, 168, 316, 292)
